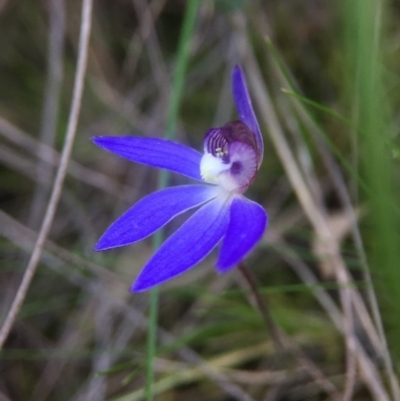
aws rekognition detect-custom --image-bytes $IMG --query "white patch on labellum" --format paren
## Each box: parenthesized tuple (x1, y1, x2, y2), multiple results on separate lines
(200, 142, 257, 193)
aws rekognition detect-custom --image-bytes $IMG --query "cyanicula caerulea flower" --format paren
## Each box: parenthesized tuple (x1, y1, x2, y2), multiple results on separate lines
(92, 66, 267, 292)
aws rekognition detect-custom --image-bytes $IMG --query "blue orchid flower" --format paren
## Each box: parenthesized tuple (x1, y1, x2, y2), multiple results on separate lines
(92, 66, 267, 292)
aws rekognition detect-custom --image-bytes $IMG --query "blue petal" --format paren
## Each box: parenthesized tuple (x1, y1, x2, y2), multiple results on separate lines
(95, 185, 218, 250)
(216, 196, 267, 272)
(132, 196, 230, 292)
(92, 136, 203, 181)
(232, 66, 264, 165)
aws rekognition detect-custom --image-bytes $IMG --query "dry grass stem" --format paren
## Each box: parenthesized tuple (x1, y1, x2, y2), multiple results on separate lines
(0, 0, 93, 349)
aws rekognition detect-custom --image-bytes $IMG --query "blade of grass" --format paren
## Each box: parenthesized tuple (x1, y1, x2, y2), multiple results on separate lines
(346, 0, 400, 399)
(267, 28, 400, 398)
(265, 38, 369, 195)
(145, 1, 201, 400)
(240, 25, 391, 400)
(281, 89, 357, 131)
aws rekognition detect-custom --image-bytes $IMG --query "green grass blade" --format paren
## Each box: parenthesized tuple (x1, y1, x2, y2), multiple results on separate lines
(145, 1, 201, 400)
(266, 37, 370, 193)
(344, 0, 400, 397)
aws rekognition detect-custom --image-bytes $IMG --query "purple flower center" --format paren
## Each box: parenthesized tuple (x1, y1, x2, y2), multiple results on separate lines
(205, 121, 258, 162)
(231, 161, 242, 175)
(200, 121, 259, 193)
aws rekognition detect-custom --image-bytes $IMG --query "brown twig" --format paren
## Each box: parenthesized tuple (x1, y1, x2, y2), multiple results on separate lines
(238, 262, 282, 349)
(0, 0, 93, 349)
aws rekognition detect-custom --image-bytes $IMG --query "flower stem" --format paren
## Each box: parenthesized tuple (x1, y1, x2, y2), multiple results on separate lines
(238, 261, 340, 399)
(144, 1, 200, 400)
(238, 261, 282, 350)
(145, 266, 159, 400)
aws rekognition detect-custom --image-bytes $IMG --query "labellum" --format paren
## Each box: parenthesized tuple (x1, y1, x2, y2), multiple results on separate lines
(200, 120, 260, 193)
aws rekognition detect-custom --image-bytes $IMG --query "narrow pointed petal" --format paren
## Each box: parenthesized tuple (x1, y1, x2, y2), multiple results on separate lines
(132, 196, 230, 292)
(95, 185, 217, 250)
(216, 196, 267, 272)
(232, 66, 263, 165)
(92, 136, 203, 181)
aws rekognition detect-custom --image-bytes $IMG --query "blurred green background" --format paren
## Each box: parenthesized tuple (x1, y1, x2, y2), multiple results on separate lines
(1, 0, 400, 400)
